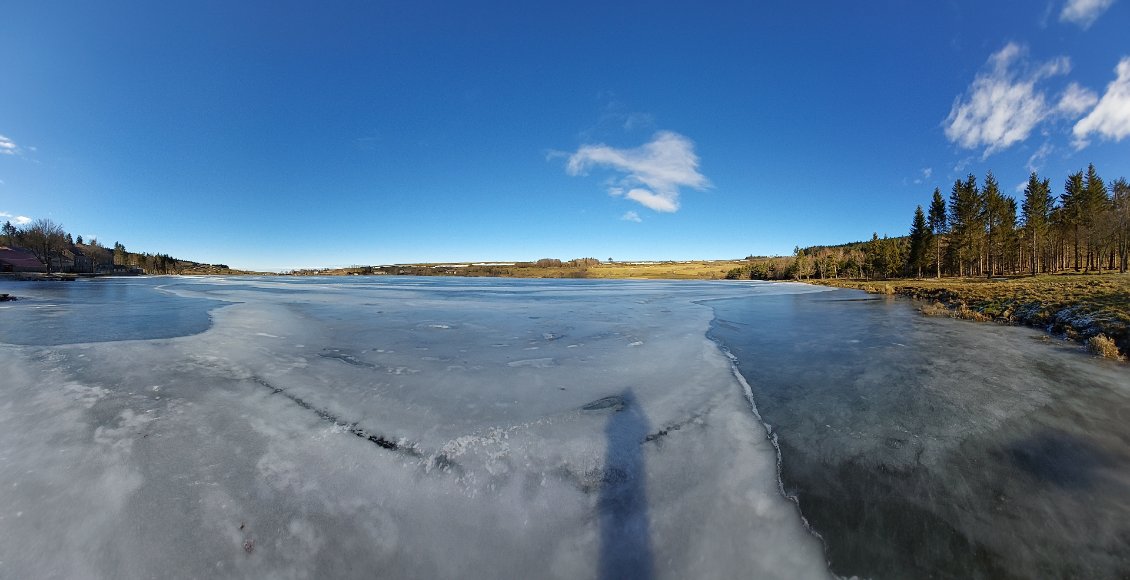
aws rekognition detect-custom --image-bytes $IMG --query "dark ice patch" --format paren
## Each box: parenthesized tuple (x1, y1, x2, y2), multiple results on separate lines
(583, 395, 626, 413)
(1004, 430, 1108, 489)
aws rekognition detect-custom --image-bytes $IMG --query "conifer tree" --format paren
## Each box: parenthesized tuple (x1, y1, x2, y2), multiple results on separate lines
(1081, 163, 1108, 271)
(1062, 171, 1085, 271)
(981, 172, 1010, 276)
(1, 220, 15, 246)
(113, 242, 127, 267)
(1113, 178, 1130, 273)
(949, 174, 981, 276)
(927, 188, 947, 278)
(908, 205, 930, 278)
(1021, 172, 1052, 274)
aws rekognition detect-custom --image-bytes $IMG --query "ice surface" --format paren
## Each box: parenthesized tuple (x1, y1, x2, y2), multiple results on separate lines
(0, 278, 222, 345)
(0, 277, 832, 579)
(709, 290, 1130, 578)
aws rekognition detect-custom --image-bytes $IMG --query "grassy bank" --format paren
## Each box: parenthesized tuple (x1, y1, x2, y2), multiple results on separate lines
(809, 273, 1130, 361)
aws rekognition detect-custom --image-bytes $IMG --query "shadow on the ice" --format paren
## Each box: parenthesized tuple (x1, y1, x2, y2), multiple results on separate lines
(599, 389, 654, 580)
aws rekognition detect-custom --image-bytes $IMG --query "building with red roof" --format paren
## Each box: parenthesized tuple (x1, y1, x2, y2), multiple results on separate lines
(0, 246, 47, 273)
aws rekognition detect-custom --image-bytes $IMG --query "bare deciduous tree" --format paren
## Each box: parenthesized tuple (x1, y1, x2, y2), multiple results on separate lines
(21, 218, 67, 273)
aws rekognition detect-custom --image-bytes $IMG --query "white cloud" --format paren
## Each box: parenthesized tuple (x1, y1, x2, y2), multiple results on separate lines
(944, 43, 1071, 157)
(914, 167, 933, 184)
(566, 131, 709, 213)
(1073, 57, 1130, 145)
(1060, 0, 1115, 28)
(0, 135, 17, 155)
(621, 211, 642, 223)
(0, 211, 32, 226)
(1057, 82, 1099, 116)
(625, 188, 679, 212)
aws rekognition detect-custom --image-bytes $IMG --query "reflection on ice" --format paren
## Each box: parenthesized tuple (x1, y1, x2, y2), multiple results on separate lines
(0, 277, 831, 579)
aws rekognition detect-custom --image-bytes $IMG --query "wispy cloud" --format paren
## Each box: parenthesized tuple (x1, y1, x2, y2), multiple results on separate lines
(1073, 57, 1130, 147)
(1060, 0, 1115, 28)
(565, 131, 709, 213)
(580, 94, 657, 139)
(953, 156, 976, 174)
(913, 167, 933, 184)
(621, 211, 642, 223)
(1056, 82, 1099, 116)
(622, 112, 655, 131)
(0, 211, 32, 226)
(1027, 141, 1055, 172)
(943, 43, 1072, 157)
(0, 135, 17, 155)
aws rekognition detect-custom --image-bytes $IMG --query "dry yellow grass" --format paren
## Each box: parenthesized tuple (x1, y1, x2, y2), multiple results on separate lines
(292, 260, 753, 280)
(1088, 334, 1125, 360)
(583, 261, 751, 280)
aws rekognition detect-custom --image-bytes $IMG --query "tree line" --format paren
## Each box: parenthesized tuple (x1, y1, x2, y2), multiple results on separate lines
(1, 217, 221, 274)
(729, 163, 1129, 280)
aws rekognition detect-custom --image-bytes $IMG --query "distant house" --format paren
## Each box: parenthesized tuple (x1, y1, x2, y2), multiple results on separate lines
(56, 244, 98, 271)
(0, 246, 47, 273)
(71, 246, 96, 273)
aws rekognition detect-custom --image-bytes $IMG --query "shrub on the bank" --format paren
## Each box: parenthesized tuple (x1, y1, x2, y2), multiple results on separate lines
(1087, 334, 1124, 361)
(920, 302, 949, 317)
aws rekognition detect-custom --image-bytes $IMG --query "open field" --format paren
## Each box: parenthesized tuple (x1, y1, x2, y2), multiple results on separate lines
(584, 261, 752, 279)
(810, 273, 1130, 360)
(291, 260, 754, 280)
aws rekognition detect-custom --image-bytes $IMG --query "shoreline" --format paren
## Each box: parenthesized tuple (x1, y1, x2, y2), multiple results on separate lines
(7, 269, 1124, 360)
(806, 274, 1129, 361)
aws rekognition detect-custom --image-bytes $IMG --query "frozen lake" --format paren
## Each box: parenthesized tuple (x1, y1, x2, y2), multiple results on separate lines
(0, 276, 1126, 579)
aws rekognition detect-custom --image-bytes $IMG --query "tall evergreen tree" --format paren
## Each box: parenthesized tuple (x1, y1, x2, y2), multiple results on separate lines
(927, 188, 947, 278)
(949, 174, 981, 276)
(1113, 178, 1130, 273)
(1062, 171, 1085, 271)
(1, 220, 16, 246)
(1081, 163, 1108, 271)
(1021, 172, 1053, 274)
(908, 205, 930, 278)
(981, 172, 1009, 276)
(113, 242, 127, 267)
(791, 246, 812, 280)
(864, 233, 881, 279)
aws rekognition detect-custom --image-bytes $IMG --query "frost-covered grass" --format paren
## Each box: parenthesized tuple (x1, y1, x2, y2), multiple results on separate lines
(813, 273, 1130, 360)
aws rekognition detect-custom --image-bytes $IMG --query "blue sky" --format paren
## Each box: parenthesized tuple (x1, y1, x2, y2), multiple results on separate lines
(2, 0, 1128, 271)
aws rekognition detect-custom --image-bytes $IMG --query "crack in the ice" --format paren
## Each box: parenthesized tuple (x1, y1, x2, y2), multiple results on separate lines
(643, 412, 706, 445)
(249, 375, 462, 474)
